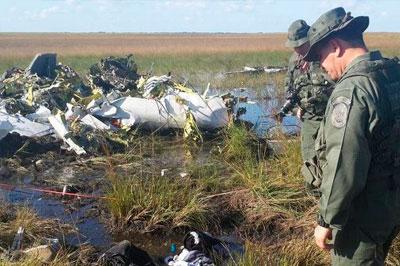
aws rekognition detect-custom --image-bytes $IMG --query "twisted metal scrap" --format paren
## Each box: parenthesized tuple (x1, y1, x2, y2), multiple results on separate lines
(0, 64, 89, 111)
(139, 75, 195, 99)
(88, 54, 139, 93)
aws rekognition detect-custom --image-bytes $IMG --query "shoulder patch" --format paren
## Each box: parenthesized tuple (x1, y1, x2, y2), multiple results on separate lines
(331, 96, 351, 128)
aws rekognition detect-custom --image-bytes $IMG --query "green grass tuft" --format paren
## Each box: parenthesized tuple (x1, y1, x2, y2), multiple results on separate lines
(105, 173, 212, 232)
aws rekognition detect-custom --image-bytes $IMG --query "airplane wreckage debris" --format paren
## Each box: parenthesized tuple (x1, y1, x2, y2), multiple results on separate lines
(0, 53, 299, 158)
(224, 65, 287, 75)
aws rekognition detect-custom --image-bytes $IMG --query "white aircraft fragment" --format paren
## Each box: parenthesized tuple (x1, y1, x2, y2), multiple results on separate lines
(100, 91, 229, 130)
(48, 115, 86, 155)
(0, 110, 53, 138)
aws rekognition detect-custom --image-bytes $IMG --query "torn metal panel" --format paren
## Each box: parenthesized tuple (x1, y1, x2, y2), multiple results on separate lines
(103, 91, 229, 131)
(48, 115, 86, 155)
(0, 110, 53, 138)
(88, 55, 139, 93)
(142, 75, 172, 98)
(244, 66, 287, 74)
(25, 53, 57, 79)
(65, 103, 84, 121)
(80, 114, 111, 131)
(177, 92, 228, 129)
(106, 96, 184, 129)
(183, 111, 203, 143)
(91, 102, 118, 118)
(0, 98, 35, 115)
(26, 105, 52, 123)
(0, 53, 90, 114)
(140, 75, 195, 99)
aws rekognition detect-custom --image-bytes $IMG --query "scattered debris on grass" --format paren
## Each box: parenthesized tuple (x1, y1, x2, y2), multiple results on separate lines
(0, 53, 299, 159)
(224, 65, 287, 75)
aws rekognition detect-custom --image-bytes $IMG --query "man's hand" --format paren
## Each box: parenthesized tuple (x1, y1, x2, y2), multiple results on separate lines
(314, 225, 333, 250)
(274, 111, 285, 123)
(296, 108, 304, 120)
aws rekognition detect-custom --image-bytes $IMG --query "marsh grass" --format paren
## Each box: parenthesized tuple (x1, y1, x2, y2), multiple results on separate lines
(0, 247, 74, 266)
(102, 131, 226, 232)
(266, 133, 303, 185)
(0, 204, 80, 265)
(226, 241, 271, 266)
(187, 162, 230, 194)
(386, 233, 400, 265)
(1, 32, 398, 57)
(0, 33, 289, 58)
(106, 172, 212, 232)
(0, 51, 289, 92)
(221, 122, 260, 163)
(0, 256, 66, 266)
(218, 123, 316, 242)
(235, 238, 329, 266)
(0, 206, 73, 248)
(218, 124, 324, 264)
(267, 236, 330, 265)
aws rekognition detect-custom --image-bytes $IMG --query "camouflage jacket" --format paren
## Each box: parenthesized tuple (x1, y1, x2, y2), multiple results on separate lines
(316, 51, 400, 230)
(284, 53, 333, 120)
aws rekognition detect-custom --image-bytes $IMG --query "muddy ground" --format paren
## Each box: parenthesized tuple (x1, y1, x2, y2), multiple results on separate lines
(0, 134, 237, 263)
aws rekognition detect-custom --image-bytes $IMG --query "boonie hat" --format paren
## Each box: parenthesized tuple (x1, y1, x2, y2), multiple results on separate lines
(285, 19, 310, 48)
(304, 7, 369, 61)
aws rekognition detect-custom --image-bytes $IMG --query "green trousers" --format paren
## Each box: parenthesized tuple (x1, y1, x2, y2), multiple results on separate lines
(331, 225, 399, 265)
(300, 119, 321, 189)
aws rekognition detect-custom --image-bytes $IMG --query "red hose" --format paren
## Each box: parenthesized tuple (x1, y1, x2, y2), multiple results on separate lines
(0, 183, 111, 200)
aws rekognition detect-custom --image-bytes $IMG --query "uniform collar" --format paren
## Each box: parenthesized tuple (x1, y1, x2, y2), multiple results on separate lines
(340, 50, 382, 79)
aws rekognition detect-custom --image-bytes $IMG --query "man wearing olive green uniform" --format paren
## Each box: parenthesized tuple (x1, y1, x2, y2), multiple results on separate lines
(284, 20, 333, 190)
(304, 7, 400, 265)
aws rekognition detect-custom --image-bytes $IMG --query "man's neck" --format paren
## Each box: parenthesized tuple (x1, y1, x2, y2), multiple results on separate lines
(342, 47, 369, 69)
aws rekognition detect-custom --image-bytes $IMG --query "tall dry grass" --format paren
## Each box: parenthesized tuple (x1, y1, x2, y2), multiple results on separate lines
(228, 239, 330, 266)
(0, 33, 398, 58)
(0, 204, 79, 265)
(0, 206, 73, 246)
(215, 123, 329, 265)
(1, 32, 396, 92)
(0, 33, 287, 58)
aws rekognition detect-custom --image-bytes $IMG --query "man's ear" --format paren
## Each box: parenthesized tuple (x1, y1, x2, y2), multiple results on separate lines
(329, 39, 343, 57)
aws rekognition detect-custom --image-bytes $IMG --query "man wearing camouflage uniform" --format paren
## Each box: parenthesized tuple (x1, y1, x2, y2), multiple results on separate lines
(304, 7, 400, 265)
(284, 20, 333, 191)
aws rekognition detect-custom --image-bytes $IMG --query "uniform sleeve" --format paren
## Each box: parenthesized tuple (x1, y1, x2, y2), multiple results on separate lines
(284, 55, 296, 95)
(283, 53, 302, 113)
(284, 70, 293, 95)
(319, 84, 373, 229)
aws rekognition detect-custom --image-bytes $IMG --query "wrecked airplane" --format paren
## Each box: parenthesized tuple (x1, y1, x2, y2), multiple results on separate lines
(0, 53, 299, 157)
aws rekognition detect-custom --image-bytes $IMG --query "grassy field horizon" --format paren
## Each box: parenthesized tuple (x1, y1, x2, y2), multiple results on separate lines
(1, 32, 399, 57)
(1, 32, 398, 91)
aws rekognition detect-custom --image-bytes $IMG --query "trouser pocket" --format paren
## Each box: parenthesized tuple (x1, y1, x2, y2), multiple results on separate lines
(302, 157, 322, 195)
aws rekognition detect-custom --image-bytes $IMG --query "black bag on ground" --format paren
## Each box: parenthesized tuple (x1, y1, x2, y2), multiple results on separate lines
(97, 240, 155, 266)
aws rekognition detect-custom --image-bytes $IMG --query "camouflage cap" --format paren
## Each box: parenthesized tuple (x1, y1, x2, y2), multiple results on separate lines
(285, 19, 310, 48)
(303, 7, 369, 61)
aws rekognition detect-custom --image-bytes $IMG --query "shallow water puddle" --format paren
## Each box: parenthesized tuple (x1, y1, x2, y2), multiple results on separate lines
(209, 87, 301, 137)
(0, 186, 112, 248)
